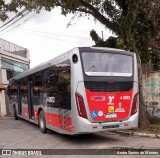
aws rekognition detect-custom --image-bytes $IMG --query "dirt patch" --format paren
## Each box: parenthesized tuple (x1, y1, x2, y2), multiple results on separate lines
(134, 124, 160, 134)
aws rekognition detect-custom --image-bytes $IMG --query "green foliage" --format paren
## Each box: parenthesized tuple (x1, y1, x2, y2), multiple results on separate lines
(90, 29, 124, 49)
(0, 0, 8, 21)
(0, 0, 159, 70)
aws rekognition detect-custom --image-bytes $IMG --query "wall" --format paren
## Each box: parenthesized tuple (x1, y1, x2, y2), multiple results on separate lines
(1, 69, 8, 85)
(143, 71, 160, 119)
(0, 90, 6, 116)
(0, 38, 30, 116)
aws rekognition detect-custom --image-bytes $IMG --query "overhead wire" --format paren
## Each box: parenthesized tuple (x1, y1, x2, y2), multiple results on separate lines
(17, 28, 90, 39)
(0, 11, 31, 34)
(18, 29, 79, 44)
(1, 12, 38, 35)
(0, 8, 27, 29)
(0, 11, 87, 44)
(0, 7, 92, 45)
(0, 1, 39, 34)
(1, 13, 90, 41)
(0, 10, 47, 35)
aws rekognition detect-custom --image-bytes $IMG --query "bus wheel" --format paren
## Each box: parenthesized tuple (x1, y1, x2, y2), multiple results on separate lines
(38, 111, 47, 133)
(13, 106, 18, 120)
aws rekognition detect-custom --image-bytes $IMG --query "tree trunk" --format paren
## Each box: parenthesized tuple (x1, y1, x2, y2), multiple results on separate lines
(126, 34, 150, 128)
(136, 54, 150, 128)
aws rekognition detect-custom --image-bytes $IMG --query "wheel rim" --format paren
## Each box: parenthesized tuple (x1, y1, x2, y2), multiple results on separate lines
(40, 118, 44, 129)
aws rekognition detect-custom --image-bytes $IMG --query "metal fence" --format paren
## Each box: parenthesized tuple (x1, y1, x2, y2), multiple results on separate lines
(0, 38, 27, 58)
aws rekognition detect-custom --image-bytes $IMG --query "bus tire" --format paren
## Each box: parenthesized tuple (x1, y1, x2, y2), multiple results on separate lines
(13, 106, 18, 120)
(38, 111, 47, 133)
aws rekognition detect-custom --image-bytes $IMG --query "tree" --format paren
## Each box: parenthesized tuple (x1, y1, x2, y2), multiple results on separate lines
(90, 29, 125, 49)
(1, 0, 159, 128)
(0, 0, 9, 21)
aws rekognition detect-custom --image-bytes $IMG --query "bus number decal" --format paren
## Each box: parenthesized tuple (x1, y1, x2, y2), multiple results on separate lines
(120, 96, 130, 100)
(46, 97, 55, 103)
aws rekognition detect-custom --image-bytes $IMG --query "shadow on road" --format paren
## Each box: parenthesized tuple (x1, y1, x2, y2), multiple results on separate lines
(47, 129, 120, 145)
(17, 118, 120, 145)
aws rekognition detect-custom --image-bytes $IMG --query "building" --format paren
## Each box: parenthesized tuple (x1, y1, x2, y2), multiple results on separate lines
(0, 38, 30, 116)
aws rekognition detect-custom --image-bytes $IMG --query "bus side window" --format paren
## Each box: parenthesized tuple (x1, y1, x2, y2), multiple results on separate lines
(21, 78, 28, 105)
(59, 67, 71, 110)
(44, 67, 59, 108)
(8, 82, 18, 102)
(32, 73, 44, 105)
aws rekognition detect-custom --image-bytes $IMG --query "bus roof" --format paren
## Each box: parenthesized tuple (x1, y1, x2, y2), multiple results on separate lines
(10, 47, 133, 81)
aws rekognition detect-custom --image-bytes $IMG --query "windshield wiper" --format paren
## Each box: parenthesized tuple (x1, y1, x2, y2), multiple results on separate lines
(87, 65, 95, 72)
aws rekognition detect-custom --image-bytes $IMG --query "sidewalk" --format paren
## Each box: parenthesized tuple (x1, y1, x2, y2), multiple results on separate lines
(0, 115, 14, 120)
(113, 130, 160, 138)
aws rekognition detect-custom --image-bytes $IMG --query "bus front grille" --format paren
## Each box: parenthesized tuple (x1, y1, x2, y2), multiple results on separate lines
(84, 81, 133, 92)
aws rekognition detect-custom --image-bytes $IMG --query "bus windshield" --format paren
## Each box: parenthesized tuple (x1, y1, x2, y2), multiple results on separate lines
(82, 52, 133, 77)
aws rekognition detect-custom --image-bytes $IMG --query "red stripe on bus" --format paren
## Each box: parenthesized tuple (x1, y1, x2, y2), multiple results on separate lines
(34, 110, 38, 120)
(46, 113, 73, 132)
(33, 109, 73, 133)
(23, 108, 29, 117)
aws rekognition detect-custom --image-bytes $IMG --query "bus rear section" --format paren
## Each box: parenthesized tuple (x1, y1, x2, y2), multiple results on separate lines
(72, 48, 139, 134)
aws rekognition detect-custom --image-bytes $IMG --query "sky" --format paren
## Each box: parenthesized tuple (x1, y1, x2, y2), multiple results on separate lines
(0, 8, 113, 68)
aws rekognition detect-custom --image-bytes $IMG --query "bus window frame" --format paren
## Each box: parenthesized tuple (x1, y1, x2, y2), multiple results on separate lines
(79, 49, 134, 82)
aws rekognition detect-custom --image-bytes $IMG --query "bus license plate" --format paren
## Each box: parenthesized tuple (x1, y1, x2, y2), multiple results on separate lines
(106, 113, 117, 118)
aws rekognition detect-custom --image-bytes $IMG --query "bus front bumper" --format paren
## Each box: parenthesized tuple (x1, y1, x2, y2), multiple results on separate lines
(74, 113, 138, 134)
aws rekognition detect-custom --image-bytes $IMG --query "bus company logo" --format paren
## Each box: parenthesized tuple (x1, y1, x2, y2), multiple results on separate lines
(118, 102, 122, 108)
(91, 96, 106, 101)
(107, 96, 114, 105)
(115, 102, 125, 112)
(115, 108, 125, 112)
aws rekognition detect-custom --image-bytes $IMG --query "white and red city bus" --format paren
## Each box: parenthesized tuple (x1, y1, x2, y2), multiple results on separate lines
(8, 47, 139, 135)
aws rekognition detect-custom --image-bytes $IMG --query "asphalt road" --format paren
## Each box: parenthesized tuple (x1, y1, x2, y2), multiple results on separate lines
(0, 117, 160, 158)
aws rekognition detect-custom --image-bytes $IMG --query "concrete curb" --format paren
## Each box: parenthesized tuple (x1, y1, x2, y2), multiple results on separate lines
(114, 130, 160, 138)
(0, 116, 14, 120)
